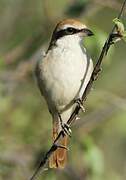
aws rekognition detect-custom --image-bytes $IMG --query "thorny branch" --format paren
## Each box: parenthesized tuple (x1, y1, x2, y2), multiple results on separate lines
(29, 1, 126, 179)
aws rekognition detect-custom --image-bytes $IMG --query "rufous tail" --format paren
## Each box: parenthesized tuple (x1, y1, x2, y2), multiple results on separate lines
(49, 120, 68, 169)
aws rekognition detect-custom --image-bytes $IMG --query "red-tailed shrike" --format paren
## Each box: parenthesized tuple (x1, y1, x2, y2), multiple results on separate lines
(35, 19, 94, 168)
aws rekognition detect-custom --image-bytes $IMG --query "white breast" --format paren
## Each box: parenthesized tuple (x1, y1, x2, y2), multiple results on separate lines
(38, 35, 93, 113)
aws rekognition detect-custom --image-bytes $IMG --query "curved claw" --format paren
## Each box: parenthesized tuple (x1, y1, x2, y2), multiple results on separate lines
(74, 98, 85, 112)
(58, 113, 72, 137)
(61, 123, 72, 137)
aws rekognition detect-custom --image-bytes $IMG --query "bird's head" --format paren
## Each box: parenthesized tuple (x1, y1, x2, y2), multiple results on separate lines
(49, 19, 94, 49)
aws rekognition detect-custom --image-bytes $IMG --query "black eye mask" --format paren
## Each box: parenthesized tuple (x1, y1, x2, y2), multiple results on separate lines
(54, 27, 94, 40)
(54, 27, 80, 40)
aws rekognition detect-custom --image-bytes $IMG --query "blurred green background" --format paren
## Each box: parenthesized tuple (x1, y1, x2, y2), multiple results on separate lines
(0, 0, 126, 180)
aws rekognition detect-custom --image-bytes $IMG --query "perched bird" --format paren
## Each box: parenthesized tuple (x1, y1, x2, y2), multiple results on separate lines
(35, 19, 94, 169)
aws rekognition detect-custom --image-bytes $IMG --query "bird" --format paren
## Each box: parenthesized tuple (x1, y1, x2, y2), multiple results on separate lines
(35, 19, 94, 169)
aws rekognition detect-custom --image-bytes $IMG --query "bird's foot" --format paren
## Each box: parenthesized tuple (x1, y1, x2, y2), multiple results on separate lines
(74, 98, 85, 112)
(58, 113, 72, 137)
(61, 123, 72, 137)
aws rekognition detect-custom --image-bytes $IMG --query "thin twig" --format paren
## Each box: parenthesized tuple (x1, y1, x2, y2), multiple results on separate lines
(29, 1, 126, 179)
(67, 0, 126, 126)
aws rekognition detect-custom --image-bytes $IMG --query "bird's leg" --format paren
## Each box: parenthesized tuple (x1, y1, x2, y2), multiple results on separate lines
(74, 98, 85, 112)
(58, 113, 72, 137)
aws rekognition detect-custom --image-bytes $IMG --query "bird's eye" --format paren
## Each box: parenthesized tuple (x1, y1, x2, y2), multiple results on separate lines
(65, 27, 75, 35)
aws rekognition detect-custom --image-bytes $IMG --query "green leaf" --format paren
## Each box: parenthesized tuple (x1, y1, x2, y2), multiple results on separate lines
(113, 18, 125, 34)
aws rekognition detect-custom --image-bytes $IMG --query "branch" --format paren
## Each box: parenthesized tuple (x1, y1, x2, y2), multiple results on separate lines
(29, 1, 126, 179)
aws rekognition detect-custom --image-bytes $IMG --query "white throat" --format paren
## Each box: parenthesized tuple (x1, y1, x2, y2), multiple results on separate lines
(56, 35, 83, 50)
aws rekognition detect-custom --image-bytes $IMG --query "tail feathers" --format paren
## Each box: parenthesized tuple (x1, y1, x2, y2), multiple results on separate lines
(49, 120, 68, 169)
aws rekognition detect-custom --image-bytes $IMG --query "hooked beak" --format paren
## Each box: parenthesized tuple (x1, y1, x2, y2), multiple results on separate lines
(81, 28, 94, 36)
